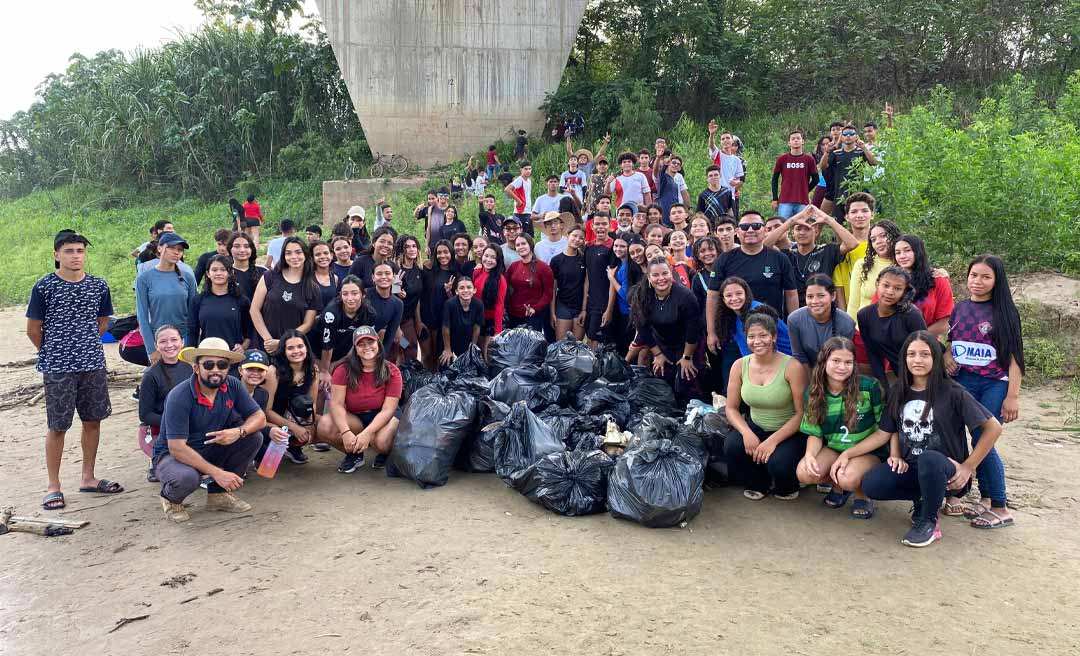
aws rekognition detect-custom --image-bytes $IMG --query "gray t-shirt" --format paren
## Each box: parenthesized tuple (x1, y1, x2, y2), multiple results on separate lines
(787, 305, 856, 366)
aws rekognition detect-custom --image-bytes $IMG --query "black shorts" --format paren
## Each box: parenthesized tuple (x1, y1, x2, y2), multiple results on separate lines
(483, 318, 497, 337)
(554, 301, 580, 321)
(585, 309, 607, 341)
(43, 369, 112, 432)
(243, 217, 261, 228)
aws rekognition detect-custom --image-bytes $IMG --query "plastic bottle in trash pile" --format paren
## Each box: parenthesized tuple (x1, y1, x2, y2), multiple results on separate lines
(257, 426, 290, 478)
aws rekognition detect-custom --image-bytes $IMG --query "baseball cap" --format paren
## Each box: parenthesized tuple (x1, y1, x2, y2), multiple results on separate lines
(240, 349, 270, 370)
(503, 215, 523, 227)
(347, 205, 365, 219)
(617, 201, 638, 216)
(352, 325, 380, 344)
(158, 232, 189, 249)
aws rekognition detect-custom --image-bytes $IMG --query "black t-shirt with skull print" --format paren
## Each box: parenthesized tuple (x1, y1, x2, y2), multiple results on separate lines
(880, 383, 992, 464)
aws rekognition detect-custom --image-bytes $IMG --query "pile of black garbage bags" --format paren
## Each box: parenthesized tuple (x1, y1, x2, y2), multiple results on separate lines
(389, 328, 732, 528)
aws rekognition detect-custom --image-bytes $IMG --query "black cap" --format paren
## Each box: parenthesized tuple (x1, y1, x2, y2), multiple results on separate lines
(158, 232, 190, 249)
(240, 349, 270, 370)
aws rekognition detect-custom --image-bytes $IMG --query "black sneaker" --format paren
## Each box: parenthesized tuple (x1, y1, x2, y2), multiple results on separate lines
(285, 445, 308, 464)
(130, 387, 140, 401)
(338, 452, 364, 473)
(372, 454, 388, 470)
(312, 443, 331, 452)
(902, 520, 942, 548)
(909, 501, 923, 525)
(146, 467, 159, 483)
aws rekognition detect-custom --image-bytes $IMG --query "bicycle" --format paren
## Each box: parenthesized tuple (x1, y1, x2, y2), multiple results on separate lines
(369, 152, 410, 178)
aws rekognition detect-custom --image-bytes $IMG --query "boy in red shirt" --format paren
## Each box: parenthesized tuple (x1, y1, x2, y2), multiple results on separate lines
(770, 129, 819, 219)
(241, 194, 264, 248)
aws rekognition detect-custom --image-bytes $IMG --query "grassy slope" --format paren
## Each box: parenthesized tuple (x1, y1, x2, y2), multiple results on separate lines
(0, 102, 885, 313)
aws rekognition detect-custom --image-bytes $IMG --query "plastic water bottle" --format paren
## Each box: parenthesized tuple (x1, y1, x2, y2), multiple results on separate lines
(257, 426, 289, 478)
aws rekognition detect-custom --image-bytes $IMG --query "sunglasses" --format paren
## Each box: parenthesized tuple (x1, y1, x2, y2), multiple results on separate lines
(201, 360, 232, 371)
(841, 129, 857, 136)
(436, 193, 450, 198)
(738, 223, 765, 231)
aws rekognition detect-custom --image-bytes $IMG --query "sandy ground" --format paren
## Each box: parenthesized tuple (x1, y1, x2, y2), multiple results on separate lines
(0, 306, 1078, 656)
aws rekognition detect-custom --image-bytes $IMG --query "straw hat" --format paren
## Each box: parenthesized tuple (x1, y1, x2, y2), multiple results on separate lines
(179, 337, 243, 365)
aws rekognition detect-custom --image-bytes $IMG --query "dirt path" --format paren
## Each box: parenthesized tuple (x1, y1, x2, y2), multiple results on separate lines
(0, 306, 1078, 655)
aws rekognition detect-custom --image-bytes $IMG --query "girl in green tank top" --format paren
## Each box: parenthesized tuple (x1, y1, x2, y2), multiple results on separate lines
(795, 336, 884, 517)
(724, 312, 808, 501)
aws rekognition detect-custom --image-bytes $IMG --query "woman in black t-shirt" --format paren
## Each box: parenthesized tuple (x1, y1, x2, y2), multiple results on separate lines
(420, 240, 455, 369)
(440, 277, 485, 364)
(138, 325, 193, 482)
(188, 255, 252, 351)
(628, 258, 702, 400)
(451, 232, 475, 280)
(318, 275, 377, 385)
(227, 233, 266, 302)
(250, 237, 320, 354)
(394, 234, 425, 362)
(311, 241, 340, 311)
(264, 329, 321, 465)
(549, 227, 588, 340)
(857, 266, 927, 385)
(349, 227, 400, 288)
(838, 331, 1001, 548)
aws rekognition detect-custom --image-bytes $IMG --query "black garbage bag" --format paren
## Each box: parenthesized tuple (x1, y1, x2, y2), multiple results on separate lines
(493, 402, 563, 492)
(400, 360, 446, 405)
(447, 344, 488, 380)
(572, 433, 604, 453)
(567, 413, 617, 451)
(596, 344, 632, 382)
(607, 438, 705, 528)
(488, 327, 547, 377)
(538, 406, 578, 446)
(525, 449, 615, 516)
(447, 375, 490, 398)
(628, 412, 708, 467)
(454, 398, 511, 473)
(545, 334, 599, 391)
(685, 404, 730, 460)
(627, 377, 677, 415)
(488, 365, 561, 410)
(629, 364, 652, 381)
(574, 380, 632, 426)
(388, 382, 478, 488)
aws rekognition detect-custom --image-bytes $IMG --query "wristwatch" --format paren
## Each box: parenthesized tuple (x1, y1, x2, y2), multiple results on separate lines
(238, 427, 247, 438)
(682, 355, 692, 361)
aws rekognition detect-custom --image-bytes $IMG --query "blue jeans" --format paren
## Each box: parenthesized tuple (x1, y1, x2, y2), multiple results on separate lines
(954, 370, 1009, 507)
(777, 202, 807, 219)
(486, 164, 500, 179)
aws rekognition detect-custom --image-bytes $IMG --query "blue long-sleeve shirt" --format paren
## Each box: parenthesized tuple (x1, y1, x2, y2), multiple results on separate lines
(135, 266, 197, 354)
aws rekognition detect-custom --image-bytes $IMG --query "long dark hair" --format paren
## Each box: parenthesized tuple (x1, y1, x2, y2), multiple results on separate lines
(200, 255, 241, 297)
(968, 254, 1025, 373)
(430, 239, 454, 272)
(804, 273, 840, 337)
(480, 245, 506, 308)
(152, 325, 184, 389)
(629, 257, 670, 330)
(715, 276, 753, 345)
(861, 219, 901, 280)
(691, 235, 720, 272)
(273, 236, 318, 300)
(889, 330, 950, 422)
(806, 336, 861, 430)
(227, 232, 256, 266)
(513, 234, 538, 282)
(625, 234, 647, 290)
(896, 234, 935, 303)
(343, 333, 391, 390)
(272, 329, 316, 392)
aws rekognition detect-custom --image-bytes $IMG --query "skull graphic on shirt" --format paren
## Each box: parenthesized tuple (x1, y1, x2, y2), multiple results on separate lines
(900, 400, 934, 457)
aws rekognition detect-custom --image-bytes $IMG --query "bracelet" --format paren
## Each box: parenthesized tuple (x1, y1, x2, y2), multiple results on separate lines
(340, 429, 352, 437)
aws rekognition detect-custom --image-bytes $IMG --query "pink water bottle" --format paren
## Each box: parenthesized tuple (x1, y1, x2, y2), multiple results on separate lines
(256, 426, 289, 478)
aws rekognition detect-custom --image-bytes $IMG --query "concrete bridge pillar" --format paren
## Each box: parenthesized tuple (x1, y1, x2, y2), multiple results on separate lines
(315, 0, 588, 168)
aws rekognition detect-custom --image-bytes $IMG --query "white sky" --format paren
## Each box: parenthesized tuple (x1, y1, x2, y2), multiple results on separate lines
(0, 1, 318, 121)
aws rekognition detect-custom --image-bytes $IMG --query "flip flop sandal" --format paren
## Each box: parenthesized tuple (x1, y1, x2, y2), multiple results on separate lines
(941, 501, 966, 516)
(743, 489, 767, 501)
(970, 509, 1015, 529)
(824, 489, 852, 508)
(850, 499, 875, 519)
(78, 479, 124, 494)
(962, 502, 990, 520)
(42, 491, 66, 510)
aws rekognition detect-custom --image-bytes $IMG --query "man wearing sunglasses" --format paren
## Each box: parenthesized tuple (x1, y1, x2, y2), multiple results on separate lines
(819, 123, 877, 220)
(705, 211, 798, 353)
(152, 337, 266, 523)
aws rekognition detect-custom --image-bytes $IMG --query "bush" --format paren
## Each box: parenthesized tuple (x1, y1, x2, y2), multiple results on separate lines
(1026, 337, 1067, 380)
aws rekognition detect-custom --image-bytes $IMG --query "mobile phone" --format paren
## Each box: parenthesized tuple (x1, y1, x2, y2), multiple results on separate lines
(398, 335, 409, 348)
(392, 281, 402, 295)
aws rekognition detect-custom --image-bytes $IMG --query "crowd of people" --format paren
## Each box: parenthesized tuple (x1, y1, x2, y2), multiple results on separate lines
(27, 115, 1026, 547)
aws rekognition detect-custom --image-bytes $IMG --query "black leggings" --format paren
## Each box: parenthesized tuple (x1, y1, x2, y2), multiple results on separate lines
(723, 417, 806, 495)
(862, 450, 958, 524)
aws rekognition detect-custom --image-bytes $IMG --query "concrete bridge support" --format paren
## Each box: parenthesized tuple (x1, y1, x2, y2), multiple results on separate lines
(315, 0, 588, 167)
